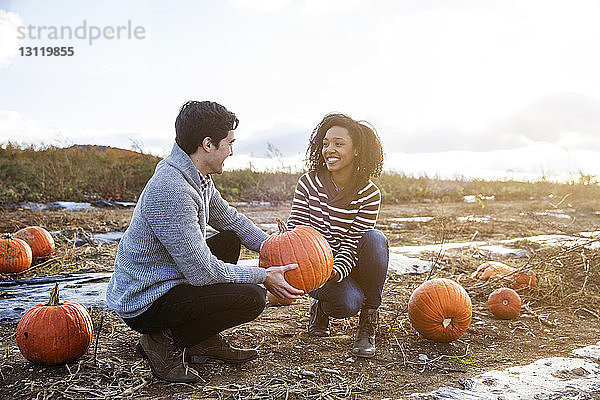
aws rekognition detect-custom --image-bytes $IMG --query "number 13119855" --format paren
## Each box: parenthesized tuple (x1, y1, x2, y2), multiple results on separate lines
(19, 47, 75, 56)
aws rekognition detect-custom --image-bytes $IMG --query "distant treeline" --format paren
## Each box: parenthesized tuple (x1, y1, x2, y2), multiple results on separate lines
(1, 143, 599, 205)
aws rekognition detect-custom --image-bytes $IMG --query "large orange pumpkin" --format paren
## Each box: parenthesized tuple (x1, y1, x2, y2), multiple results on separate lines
(267, 291, 295, 306)
(0, 236, 33, 273)
(259, 219, 333, 293)
(488, 288, 521, 319)
(16, 283, 94, 365)
(408, 278, 472, 342)
(14, 226, 55, 259)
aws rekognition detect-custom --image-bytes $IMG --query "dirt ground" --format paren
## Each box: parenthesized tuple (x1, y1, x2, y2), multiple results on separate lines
(1, 199, 600, 399)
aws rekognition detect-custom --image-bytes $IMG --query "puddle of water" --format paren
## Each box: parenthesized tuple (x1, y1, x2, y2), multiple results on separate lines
(464, 195, 478, 203)
(234, 253, 434, 275)
(238, 259, 259, 267)
(571, 342, 600, 361)
(504, 233, 600, 250)
(535, 211, 572, 219)
(388, 217, 434, 223)
(259, 223, 279, 233)
(477, 245, 530, 258)
(93, 232, 124, 244)
(388, 230, 600, 260)
(464, 195, 495, 203)
(230, 201, 273, 207)
(412, 355, 600, 399)
(390, 241, 488, 256)
(0, 273, 111, 323)
(457, 216, 491, 223)
(14, 201, 136, 212)
(90, 200, 136, 208)
(388, 253, 433, 274)
(52, 201, 94, 211)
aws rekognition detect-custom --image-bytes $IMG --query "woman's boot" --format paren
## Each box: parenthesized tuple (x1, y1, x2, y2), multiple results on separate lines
(352, 308, 377, 358)
(308, 299, 330, 336)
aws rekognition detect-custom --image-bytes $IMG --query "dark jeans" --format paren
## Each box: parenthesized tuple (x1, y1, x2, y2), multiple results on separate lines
(310, 230, 389, 318)
(123, 231, 266, 348)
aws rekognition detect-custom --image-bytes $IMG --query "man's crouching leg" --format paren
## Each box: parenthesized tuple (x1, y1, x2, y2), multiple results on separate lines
(186, 333, 259, 364)
(137, 330, 201, 383)
(183, 283, 265, 364)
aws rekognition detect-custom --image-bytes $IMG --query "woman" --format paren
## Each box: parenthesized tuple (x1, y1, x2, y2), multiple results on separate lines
(287, 113, 389, 358)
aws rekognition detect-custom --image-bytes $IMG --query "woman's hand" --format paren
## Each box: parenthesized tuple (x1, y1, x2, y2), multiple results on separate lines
(264, 264, 304, 299)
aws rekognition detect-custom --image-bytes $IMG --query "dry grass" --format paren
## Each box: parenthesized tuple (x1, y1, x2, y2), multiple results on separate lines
(2, 201, 600, 399)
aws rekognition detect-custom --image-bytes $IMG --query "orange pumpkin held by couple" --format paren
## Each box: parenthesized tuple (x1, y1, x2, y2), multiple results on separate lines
(259, 219, 333, 304)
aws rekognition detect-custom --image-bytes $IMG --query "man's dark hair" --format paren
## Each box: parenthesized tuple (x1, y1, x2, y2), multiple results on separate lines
(175, 101, 239, 154)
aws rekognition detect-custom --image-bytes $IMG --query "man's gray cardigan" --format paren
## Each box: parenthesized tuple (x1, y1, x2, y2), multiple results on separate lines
(106, 143, 268, 319)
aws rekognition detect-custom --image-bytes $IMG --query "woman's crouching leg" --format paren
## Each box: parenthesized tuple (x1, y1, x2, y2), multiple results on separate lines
(311, 277, 365, 319)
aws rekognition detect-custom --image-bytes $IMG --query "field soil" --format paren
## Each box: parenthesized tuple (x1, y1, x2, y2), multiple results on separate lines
(1, 199, 600, 399)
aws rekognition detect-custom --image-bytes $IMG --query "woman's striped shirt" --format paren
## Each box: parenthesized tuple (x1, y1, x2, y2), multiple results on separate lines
(286, 171, 381, 281)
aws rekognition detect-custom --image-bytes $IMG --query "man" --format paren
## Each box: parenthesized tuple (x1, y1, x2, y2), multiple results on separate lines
(106, 100, 303, 383)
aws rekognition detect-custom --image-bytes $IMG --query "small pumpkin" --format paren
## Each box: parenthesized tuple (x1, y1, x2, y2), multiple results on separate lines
(511, 269, 537, 290)
(488, 288, 521, 319)
(16, 283, 94, 365)
(471, 261, 515, 280)
(0, 236, 33, 273)
(267, 291, 295, 306)
(408, 278, 472, 342)
(259, 219, 333, 293)
(14, 226, 55, 259)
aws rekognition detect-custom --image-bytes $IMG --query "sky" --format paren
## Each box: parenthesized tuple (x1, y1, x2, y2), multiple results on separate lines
(1, 0, 600, 181)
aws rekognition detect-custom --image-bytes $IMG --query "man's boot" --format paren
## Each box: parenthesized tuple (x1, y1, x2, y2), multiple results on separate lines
(186, 333, 259, 364)
(137, 331, 201, 383)
(352, 308, 377, 358)
(308, 299, 330, 336)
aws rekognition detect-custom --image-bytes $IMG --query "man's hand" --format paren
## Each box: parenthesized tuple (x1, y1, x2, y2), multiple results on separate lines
(328, 269, 340, 282)
(264, 264, 304, 300)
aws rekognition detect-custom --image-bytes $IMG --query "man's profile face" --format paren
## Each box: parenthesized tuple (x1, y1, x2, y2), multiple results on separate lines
(208, 130, 235, 174)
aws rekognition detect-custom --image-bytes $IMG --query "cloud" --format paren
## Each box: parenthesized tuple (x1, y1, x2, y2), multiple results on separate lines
(0, 110, 51, 145)
(0, 10, 22, 68)
(0, 110, 172, 155)
(377, 93, 600, 153)
(385, 143, 600, 182)
(491, 93, 600, 149)
(300, 0, 372, 15)
(235, 122, 311, 158)
(230, 0, 293, 13)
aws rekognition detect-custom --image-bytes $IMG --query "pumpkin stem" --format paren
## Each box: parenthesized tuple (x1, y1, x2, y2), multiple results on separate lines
(276, 218, 288, 234)
(442, 318, 452, 328)
(47, 283, 61, 306)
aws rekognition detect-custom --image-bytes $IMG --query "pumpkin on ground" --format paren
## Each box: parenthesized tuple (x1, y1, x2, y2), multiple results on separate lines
(14, 226, 55, 259)
(471, 261, 515, 280)
(488, 288, 521, 319)
(267, 291, 296, 306)
(0, 236, 33, 273)
(408, 278, 472, 342)
(259, 219, 333, 293)
(16, 283, 94, 365)
(511, 269, 537, 290)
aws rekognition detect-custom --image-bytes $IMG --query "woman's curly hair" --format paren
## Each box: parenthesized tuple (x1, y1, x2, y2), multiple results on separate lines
(306, 113, 384, 184)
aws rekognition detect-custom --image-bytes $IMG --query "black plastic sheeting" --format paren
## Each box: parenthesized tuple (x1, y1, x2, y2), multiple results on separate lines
(0, 273, 111, 323)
